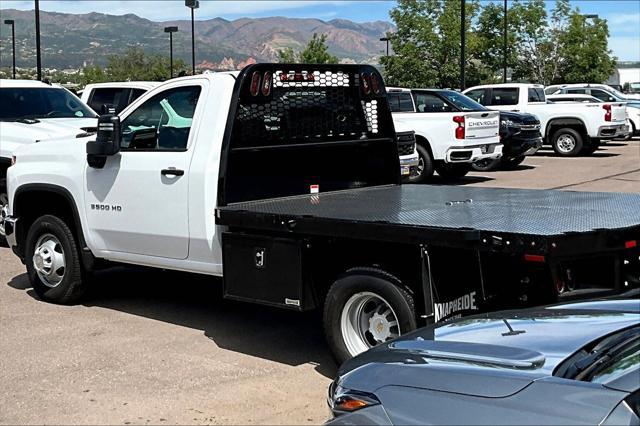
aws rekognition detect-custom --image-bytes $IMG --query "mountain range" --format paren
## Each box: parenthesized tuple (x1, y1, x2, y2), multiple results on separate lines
(0, 9, 394, 70)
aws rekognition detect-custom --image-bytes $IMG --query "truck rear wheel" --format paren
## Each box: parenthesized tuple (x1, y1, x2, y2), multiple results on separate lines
(471, 158, 501, 172)
(324, 269, 416, 364)
(407, 144, 434, 183)
(435, 163, 470, 180)
(552, 128, 583, 156)
(25, 215, 86, 304)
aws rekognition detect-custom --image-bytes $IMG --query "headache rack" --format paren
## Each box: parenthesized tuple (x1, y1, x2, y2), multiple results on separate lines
(218, 63, 400, 205)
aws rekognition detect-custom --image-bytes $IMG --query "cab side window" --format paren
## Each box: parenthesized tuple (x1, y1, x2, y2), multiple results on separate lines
(490, 88, 519, 106)
(387, 93, 415, 112)
(590, 89, 615, 102)
(121, 86, 201, 151)
(465, 89, 486, 105)
(414, 93, 452, 112)
(89, 88, 130, 114)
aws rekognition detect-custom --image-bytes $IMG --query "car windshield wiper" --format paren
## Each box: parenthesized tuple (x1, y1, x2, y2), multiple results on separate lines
(562, 327, 639, 380)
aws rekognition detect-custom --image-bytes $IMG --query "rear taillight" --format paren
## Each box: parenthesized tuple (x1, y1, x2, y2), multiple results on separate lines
(370, 73, 381, 94)
(603, 104, 612, 122)
(453, 115, 465, 140)
(261, 71, 272, 96)
(360, 73, 371, 95)
(250, 71, 261, 96)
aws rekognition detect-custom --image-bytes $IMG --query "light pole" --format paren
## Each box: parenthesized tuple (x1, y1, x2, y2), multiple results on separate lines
(35, 0, 42, 80)
(460, 0, 466, 91)
(503, 0, 508, 83)
(4, 19, 16, 79)
(380, 36, 390, 57)
(185, 0, 199, 75)
(164, 26, 178, 79)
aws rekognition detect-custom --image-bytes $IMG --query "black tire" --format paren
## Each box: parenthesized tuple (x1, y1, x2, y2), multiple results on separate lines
(25, 215, 86, 304)
(551, 128, 583, 157)
(471, 158, 501, 172)
(324, 269, 416, 365)
(499, 155, 526, 170)
(435, 162, 470, 180)
(406, 143, 434, 183)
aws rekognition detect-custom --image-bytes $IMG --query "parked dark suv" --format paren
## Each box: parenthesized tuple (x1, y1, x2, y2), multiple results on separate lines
(473, 111, 542, 171)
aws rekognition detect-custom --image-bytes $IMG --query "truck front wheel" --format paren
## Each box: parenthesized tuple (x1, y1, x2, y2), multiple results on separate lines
(551, 128, 583, 156)
(407, 144, 434, 183)
(324, 270, 416, 364)
(25, 215, 86, 304)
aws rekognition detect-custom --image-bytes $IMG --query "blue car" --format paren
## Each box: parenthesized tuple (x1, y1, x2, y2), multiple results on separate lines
(327, 297, 640, 425)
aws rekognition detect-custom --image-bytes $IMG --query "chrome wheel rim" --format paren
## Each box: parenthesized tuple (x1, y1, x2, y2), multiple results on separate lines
(556, 134, 576, 153)
(412, 156, 425, 178)
(33, 234, 66, 288)
(341, 292, 401, 356)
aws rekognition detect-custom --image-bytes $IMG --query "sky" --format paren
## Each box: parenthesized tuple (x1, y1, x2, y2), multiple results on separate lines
(2, 0, 639, 61)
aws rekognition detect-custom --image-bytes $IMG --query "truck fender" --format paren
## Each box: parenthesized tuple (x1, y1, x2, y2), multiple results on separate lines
(12, 183, 95, 269)
(545, 117, 588, 142)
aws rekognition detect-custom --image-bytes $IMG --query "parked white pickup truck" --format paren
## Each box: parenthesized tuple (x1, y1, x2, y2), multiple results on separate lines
(387, 88, 502, 181)
(0, 79, 97, 235)
(464, 83, 628, 156)
(79, 81, 160, 114)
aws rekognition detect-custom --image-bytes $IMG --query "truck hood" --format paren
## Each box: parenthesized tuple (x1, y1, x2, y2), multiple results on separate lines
(337, 302, 639, 398)
(0, 117, 96, 158)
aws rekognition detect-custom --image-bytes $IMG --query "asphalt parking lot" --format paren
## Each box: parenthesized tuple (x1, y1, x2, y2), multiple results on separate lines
(1, 138, 639, 425)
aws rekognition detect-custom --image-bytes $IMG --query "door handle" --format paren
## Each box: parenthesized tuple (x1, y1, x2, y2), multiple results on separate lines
(161, 168, 184, 177)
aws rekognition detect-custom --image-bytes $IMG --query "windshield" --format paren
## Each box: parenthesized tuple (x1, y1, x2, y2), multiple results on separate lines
(436, 90, 488, 111)
(0, 87, 96, 120)
(605, 86, 629, 99)
(590, 338, 639, 384)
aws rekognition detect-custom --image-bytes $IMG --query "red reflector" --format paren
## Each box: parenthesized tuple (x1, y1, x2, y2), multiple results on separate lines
(625, 240, 637, 249)
(261, 71, 272, 96)
(524, 254, 546, 263)
(370, 73, 381, 94)
(250, 71, 261, 96)
(361, 73, 371, 95)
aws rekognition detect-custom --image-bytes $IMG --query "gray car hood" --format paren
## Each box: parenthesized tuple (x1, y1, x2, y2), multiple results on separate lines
(338, 303, 639, 398)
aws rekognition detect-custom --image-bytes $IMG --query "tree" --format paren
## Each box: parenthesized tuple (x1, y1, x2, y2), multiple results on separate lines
(473, 1, 520, 83)
(80, 47, 188, 84)
(509, 0, 570, 85)
(558, 13, 617, 83)
(380, 0, 480, 88)
(276, 33, 338, 64)
(299, 33, 338, 64)
(278, 47, 297, 63)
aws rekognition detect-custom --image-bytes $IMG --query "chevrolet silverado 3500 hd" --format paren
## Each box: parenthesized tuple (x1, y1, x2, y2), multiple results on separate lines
(3, 64, 640, 363)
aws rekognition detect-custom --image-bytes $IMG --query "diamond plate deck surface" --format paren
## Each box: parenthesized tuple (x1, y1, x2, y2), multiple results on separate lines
(219, 185, 640, 236)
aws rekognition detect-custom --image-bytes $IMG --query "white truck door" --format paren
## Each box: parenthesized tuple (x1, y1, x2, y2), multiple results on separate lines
(84, 83, 204, 259)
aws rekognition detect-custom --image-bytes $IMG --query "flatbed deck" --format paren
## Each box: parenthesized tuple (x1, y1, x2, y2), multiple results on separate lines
(217, 185, 640, 256)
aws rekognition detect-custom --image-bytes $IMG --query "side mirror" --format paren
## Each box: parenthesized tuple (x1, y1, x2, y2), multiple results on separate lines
(86, 114, 121, 168)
